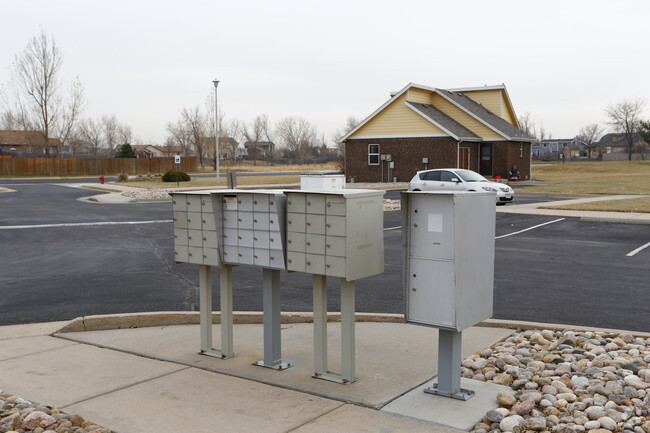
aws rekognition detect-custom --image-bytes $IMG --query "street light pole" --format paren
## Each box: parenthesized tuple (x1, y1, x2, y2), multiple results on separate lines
(213, 79, 220, 184)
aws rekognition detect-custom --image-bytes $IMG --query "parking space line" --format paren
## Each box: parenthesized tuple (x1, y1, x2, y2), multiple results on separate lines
(495, 218, 565, 239)
(0, 220, 172, 230)
(626, 241, 650, 257)
(383, 226, 401, 231)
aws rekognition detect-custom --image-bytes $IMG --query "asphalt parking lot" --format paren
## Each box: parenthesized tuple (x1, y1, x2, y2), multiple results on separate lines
(1, 180, 648, 332)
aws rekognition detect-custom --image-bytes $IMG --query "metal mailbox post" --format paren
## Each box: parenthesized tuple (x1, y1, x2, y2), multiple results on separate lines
(211, 190, 291, 370)
(285, 189, 385, 383)
(171, 191, 234, 359)
(402, 191, 496, 400)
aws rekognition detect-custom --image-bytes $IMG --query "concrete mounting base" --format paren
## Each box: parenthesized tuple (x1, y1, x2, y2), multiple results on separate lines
(381, 378, 510, 431)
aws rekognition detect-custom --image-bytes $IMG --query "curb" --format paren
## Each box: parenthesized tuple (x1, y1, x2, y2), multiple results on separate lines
(53, 312, 650, 338)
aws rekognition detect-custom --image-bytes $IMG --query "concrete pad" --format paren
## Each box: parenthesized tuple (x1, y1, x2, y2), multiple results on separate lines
(382, 378, 510, 431)
(0, 336, 77, 361)
(0, 343, 185, 407)
(292, 403, 465, 433)
(0, 321, 71, 339)
(65, 367, 343, 433)
(58, 322, 512, 407)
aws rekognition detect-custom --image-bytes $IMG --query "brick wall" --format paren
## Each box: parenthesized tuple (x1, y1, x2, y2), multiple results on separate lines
(492, 141, 531, 180)
(344, 137, 531, 182)
(344, 137, 460, 182)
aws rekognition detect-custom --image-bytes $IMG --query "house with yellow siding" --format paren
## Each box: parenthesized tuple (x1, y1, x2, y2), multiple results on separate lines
(340, 83, 534, 182)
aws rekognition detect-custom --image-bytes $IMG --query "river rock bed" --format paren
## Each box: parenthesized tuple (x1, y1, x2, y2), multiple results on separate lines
(466, 329, 649, 433)
(0, 392, 111, 433)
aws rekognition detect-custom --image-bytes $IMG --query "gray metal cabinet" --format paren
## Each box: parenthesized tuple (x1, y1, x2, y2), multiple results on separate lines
(402, 191, 496, 331)
(285, 189, 385, 281)
(171, 191, 222, 266)
(211, 190, 287, 270)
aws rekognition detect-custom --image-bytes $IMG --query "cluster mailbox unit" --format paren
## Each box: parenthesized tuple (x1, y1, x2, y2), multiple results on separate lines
(402, 191, 496, 400)
(171, 188, 384, 383)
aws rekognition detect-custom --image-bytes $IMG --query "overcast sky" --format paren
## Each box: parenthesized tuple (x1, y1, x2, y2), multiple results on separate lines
(1, 0, 649, 145)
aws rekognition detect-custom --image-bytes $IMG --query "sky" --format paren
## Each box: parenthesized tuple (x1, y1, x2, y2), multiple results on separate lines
(1, 0, 649, 145)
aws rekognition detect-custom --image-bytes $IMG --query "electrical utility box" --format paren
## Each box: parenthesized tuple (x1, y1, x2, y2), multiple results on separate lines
(211, 190, 288, 270)
(285, 189, 385, 281)
(402, 191, 496, 331)
(172, 191, 222, 266)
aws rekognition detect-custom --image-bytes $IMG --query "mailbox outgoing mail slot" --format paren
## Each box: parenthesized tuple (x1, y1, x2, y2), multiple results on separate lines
(402, 191, 496, 331)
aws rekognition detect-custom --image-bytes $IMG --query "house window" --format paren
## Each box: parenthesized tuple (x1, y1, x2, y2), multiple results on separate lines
(368, 144, 379, 165)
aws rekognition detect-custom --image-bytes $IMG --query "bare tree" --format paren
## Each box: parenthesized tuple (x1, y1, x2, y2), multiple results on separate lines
(101, 115, 120, 152)
(9, 29, 84, 156)
(577, 123, 604, 158)
(605, 99, 647, 160)
(165, 119, 192, 156)
(243, 114, 274, 161)
(333, 115, 359, 158)
(275, 116, 317, 161)
(219, 113, 243, 161)
(517, 112, 536, 138)
(182, 106, 208, 167)
(117, 123, 133, 146)
(78, 117, 104, 156)
(165, 106, 209, 166)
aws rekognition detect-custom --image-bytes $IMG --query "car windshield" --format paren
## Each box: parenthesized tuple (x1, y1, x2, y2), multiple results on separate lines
(455, 170, 488, 183)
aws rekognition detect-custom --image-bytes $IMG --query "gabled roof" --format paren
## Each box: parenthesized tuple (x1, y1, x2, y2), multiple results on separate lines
(405, 102, 479, 141)
(436, 89, 533, 141)
(597, 133, 646, 148)
(0, 130, 61, 146)
(340, 83, 534, 142)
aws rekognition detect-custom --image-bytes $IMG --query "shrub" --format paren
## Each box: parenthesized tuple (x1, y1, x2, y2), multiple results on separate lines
(117, 173, 129, 182)
(162, 171, 191, 182)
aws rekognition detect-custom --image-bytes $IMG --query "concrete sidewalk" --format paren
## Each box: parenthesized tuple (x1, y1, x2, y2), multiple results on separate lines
(496, 194, 650, 224)
(1, 316, 517, 433)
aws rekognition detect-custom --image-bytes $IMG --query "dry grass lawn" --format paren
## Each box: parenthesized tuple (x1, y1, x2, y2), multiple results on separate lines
(528, 161, 650, 195)
(121, 174, 300, 189)
(195, 161, 340, 173)
(540, 197, 650, 213)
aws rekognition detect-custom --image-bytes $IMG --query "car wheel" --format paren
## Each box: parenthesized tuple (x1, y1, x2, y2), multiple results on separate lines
(496, 203, 506, 206)
(412, 189, 421, 191)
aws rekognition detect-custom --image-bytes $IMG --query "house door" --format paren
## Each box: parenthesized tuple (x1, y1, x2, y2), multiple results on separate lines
(479, 143, 492, 176)
(459, 147, 470, 170)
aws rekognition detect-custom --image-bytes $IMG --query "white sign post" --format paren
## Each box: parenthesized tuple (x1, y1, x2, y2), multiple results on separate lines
(175, 154, 181, 187)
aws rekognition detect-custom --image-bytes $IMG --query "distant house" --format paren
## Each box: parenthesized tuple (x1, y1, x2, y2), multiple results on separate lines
(159, 145, 187, 157)
(244, 141, 275, 159)
(0, 130, 62, 156)
(132, 145, 163, 158)
(598, 133, 647, 154)
(532, 138, 585, 161)
(218, 136, 240, 160)
(340, 83, 534, 182)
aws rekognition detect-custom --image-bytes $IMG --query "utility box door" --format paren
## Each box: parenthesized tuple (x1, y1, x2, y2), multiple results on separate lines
(402, 191, 495, 331)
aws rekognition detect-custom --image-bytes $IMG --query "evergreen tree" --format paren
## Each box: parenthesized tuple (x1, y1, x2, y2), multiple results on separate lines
(115, 143, 135, 158)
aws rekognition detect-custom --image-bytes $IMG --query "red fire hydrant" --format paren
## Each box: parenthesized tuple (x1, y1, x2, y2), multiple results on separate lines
(99, 176, 105, 184)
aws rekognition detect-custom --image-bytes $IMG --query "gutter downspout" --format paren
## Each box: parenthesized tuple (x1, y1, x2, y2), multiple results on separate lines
(457, 139, 463, 169)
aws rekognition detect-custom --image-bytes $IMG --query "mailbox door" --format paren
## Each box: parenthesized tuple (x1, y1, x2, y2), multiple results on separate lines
(407, 258, 456, 328)
(306, 194, 326, 214)
(286, 232, 305, 252)
(408, 195, 455, 260)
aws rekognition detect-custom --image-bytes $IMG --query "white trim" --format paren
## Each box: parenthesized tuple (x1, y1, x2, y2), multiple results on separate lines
(339, 83, 413, 142)
(346, 133, 449, 139)
(368, 143, 380, 165)
(435, 90, 513, 140)
(446, 84, 506, 92)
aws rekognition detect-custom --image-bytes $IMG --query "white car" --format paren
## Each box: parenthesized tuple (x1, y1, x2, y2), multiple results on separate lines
(408, 168, 514, 205)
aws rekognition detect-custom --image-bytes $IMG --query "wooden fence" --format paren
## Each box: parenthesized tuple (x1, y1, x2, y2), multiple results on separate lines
(0, 157, 199, 176)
